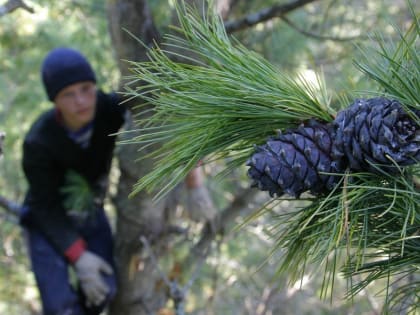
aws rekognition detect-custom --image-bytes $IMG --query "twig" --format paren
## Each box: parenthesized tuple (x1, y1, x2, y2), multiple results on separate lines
(140, 235, 175, 288)
(173, 188, 260, 312)
(224, 0, 318, 33)
(191, 188, 259, 256)
(280, 15, 366, 42)
(255, 284, 279, 315)
(0, 0, 34, 17)
(140, 235, 210, 315)
(0, 195, 21, 217)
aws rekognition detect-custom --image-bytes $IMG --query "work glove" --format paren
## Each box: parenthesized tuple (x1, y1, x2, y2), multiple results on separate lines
(74, 251, 113, 307)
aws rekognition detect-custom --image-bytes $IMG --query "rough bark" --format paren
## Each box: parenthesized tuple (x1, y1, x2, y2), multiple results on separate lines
(107, 1, 170, 314)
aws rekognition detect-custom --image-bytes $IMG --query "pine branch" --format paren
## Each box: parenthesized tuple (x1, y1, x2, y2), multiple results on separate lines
(224, 0, 318, 33)
(124, 1, 419, 310)
(124, 1, 334, 200)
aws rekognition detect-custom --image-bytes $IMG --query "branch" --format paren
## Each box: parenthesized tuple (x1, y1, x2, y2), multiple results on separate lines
(255, 284, 280, 315)
(224, 0, 318, 33)
(150, 187, 261, 314)
(0, 0, 34, 17)
(190, 187, 260, 258)
(162, 188, 261, 290)
(140, 234, 208, 315)
(0, 195, 21, 217)
(280, 15, 366, 42)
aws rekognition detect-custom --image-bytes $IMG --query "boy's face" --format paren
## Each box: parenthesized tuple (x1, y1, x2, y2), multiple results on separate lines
(54, 81, 97, 131)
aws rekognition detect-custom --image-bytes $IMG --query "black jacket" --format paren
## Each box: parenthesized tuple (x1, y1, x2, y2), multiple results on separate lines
(22, 90, 126, 255)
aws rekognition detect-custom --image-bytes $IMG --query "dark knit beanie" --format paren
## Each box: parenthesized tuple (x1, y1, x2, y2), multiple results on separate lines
(41, 47, 96, 101)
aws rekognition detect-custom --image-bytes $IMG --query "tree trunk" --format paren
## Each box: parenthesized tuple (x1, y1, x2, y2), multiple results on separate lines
(106, 1, 170, 314)
(105, 2, 243, 313)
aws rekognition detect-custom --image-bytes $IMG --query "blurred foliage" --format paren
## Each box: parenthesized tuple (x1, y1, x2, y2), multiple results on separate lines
(0, 0, 418, 314)
(234, 0, 417, 99)
(61, 170, 96, 216)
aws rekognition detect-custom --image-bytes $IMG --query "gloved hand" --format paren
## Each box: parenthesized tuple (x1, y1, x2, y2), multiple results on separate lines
(185, 185, 217, 222)
(74, 251, 113, 307)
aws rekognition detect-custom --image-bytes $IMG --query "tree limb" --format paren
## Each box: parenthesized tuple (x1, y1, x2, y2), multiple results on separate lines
(224, 0, 318, 33)
(169, 187, 261, 278)
(255, 284, 280, 315)
(0, 0, 34, 17)
(0, 195, 21, 217)
(190, 187, 260, 258)
(162, 187, 261, 312)
(280, 15, 366, 42)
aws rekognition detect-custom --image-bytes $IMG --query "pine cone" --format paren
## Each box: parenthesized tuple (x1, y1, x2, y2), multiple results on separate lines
(247, 120, 344, 198)
(332, 98, 420, 173)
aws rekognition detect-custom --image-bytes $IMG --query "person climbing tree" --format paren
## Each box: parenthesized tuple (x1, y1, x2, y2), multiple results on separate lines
(20, 47, 124, 315)
(19, 46, 216, 315)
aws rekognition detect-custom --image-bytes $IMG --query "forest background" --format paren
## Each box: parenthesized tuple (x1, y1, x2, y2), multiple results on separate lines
(0, 0, 418, 314)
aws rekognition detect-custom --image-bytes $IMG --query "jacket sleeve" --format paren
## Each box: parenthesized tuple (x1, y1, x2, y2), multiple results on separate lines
(22, 139, 86, 262)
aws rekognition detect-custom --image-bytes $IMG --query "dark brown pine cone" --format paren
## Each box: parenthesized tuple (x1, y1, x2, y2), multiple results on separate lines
(332, 97, 420, 173)
(247, 119, 344, 198)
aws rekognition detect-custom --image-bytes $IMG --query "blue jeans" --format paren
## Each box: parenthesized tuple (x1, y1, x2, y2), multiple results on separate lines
(25, 208, 117, 315)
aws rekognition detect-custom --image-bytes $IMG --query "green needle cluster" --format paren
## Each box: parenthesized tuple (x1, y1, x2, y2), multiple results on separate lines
(123, 2, 334, 200)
